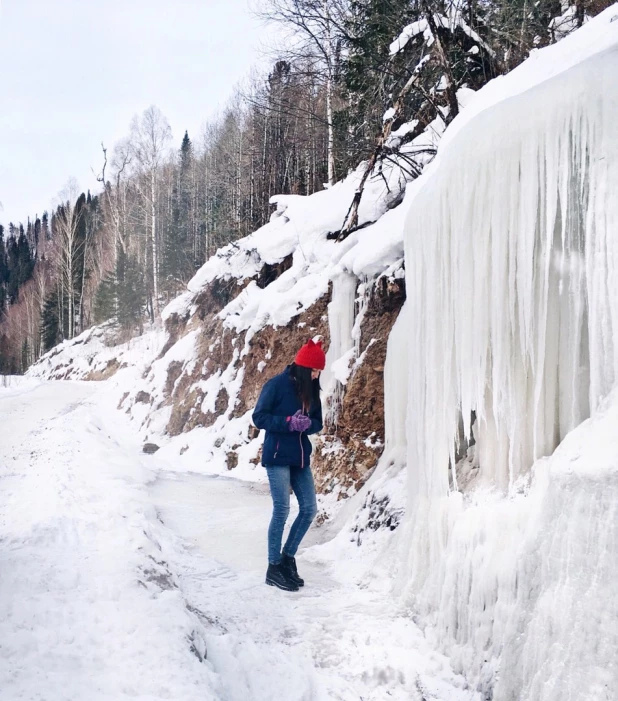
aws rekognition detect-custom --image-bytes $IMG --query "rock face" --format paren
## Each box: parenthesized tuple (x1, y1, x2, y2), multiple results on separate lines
(29, 189, 408, 512)
(312, 277, 405, 497)
(130, 257, 405, 505)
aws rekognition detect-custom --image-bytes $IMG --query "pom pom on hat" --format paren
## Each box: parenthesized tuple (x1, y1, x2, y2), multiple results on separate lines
(294, 339, 326, 370)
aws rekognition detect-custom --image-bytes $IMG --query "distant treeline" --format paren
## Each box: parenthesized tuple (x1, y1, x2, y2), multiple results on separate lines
(0, 0, 610, 373)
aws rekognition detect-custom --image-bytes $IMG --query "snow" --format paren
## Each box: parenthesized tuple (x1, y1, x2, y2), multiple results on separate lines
(330, 347, 356, 385)
(0, 381, 217, 700)
(0, 379, 478, 701)
(550, 3, 590, 41)
(146, 328, 202, 404)
(389, 12, 494, 58)
(150, 470, 478, 701)
(28, 323, 168, 382)
(384, 119, 419, 149)
(0, 374, 40, 397)
(390, 19, 434, 54)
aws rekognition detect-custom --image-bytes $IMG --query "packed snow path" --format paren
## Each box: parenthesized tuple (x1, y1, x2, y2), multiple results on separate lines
(150, 473, 476, 701)
(0, 380, 476, 701)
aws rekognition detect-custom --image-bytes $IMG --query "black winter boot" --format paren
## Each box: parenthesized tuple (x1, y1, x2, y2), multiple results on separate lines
(281, 553, 304, 587)
(265, 563, 299, 592)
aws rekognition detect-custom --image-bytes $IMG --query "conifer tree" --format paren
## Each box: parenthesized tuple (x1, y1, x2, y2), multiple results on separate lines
(163, 131, 195, 293)
(41, 289, 62, 351)
(0, 226, 6, 313)
(93, 271, 117, 325)
(117, 254, 146, 331)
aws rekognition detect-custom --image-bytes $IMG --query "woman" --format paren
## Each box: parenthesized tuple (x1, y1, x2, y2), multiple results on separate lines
(252, 339, 325, 592)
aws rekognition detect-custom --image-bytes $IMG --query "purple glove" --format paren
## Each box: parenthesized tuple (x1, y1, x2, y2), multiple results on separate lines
(288, 410, 312, 432)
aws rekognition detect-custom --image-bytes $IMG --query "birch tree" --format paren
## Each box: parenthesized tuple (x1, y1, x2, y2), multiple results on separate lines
(258, 0, 349, 186)
(53, 179, 83, 339)
(129, 106, 172, 317)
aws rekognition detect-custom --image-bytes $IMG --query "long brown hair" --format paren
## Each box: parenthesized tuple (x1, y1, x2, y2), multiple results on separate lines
(290, 363, 320, 412)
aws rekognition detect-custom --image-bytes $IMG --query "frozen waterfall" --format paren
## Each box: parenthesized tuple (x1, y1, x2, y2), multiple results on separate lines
(397, 9, 618, 701)
(322, 272, 358, 426)
(405, 40, 618, 496)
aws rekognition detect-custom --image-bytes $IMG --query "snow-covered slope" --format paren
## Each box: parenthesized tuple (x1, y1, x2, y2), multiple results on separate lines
(28, 116, 428, 516)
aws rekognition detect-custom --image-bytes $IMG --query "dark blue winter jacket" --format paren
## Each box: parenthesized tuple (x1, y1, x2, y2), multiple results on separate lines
(252, 366, 323, 468)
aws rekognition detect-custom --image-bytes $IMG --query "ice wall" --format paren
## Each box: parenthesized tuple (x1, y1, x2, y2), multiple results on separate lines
(405, 40, 618, 495)
(399, 394, 618, 700)
(398, 10, 618, 700)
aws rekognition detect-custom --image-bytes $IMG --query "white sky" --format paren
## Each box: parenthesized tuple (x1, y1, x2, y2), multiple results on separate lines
(0, 0, 270, 226)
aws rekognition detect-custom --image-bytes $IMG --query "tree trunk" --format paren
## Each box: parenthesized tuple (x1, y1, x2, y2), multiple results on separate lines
(326, 71, 335, 186)
(338, 65, 430, 239)
(151, 172, 159, 314)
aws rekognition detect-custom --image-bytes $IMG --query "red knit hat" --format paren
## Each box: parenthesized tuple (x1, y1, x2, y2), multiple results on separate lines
(294, 339, 326, 370)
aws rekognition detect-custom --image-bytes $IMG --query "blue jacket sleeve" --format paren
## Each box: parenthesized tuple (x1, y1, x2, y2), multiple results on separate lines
(252, 378, 291, 433)
(305, 397, 323, 435)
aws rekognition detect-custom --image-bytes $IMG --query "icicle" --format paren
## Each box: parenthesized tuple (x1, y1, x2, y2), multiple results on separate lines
(384, 301, 409, 455)
(322, 273, 357, 426)
(351, 277, 371, 359)
(404, 46, 618, 497)
(397, 19, 618, 701)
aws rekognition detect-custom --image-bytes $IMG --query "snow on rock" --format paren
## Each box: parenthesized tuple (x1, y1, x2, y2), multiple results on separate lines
(398, 8, 618, 700)
(28, 322, 167, 382)
(184, 162, 403, 309)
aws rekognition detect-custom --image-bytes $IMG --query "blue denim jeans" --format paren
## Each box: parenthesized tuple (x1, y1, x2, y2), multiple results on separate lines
(265, 465, 318, 565)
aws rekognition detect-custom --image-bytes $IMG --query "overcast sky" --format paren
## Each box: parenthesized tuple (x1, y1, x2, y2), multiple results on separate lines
(0, 0, 270, 226)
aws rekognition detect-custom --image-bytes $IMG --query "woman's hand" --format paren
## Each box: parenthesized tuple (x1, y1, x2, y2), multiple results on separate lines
(288, 410, 312, 432)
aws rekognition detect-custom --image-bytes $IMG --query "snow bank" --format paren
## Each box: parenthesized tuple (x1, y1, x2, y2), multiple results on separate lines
(0, 374, 40, 398)
(0, 382, 219, 699)
(28, 322, 168, 382)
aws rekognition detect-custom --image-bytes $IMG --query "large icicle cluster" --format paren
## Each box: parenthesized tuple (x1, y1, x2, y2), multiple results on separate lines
(395, 9, 618, 701)
(405, 17, 618, 495)
(322, 273, 358, 426)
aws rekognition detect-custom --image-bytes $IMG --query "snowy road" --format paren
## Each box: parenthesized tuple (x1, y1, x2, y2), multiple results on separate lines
(0, 380, 476, 701)
(150, 476, 477, 701)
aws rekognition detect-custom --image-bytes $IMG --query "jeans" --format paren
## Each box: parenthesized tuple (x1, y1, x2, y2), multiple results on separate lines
(265, 465, 318, 565)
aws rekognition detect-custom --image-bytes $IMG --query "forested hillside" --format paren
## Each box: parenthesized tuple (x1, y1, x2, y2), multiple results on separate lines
(0, 0, 608, 371)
